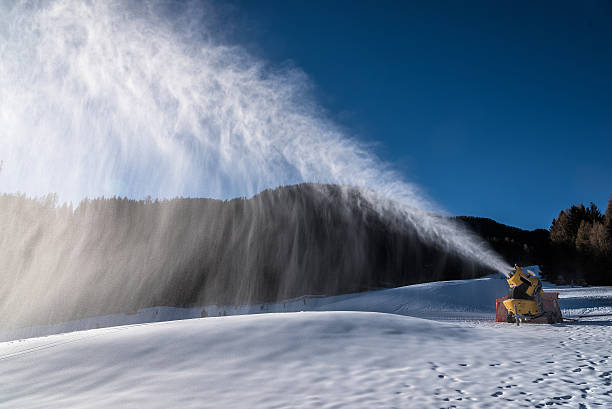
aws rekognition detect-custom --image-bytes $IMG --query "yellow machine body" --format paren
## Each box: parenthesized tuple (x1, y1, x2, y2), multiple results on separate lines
(503, 298, 540, 316)
(507, 269, 525, 287)
(506, 266, 541, 297)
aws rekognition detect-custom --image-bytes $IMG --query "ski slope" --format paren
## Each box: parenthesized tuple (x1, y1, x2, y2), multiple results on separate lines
(1, 269, 611, 408)
(3, 267, 609, 341)
(1, 275, 510, 342)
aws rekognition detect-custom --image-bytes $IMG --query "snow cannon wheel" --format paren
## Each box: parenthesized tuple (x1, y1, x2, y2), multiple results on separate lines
(506, 312, 515, 323)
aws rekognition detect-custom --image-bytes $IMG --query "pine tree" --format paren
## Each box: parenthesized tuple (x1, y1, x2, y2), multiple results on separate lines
(551, 206, 582, 246)
(589, 222, 610, 255)
(575, 220, 593, 252)
(586, 202, 603, 223)
(550, 210, 571, 245)
(601, 194, 612, 256)
(605, 195, 612, 243)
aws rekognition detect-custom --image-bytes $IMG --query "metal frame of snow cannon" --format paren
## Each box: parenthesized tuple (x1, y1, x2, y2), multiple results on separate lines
(495, 266, 563, 325)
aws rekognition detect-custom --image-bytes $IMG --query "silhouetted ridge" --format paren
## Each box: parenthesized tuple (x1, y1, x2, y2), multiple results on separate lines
(456, 216, 549, 268)
(0, 184, 491, 325)
(456, 203, 612, 286)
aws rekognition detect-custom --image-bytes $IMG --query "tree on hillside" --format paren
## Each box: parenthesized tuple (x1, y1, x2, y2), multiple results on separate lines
(544, 199, 612, 285)
(586, 202, 604, 223)
(589, 222, 610, 255)
(550, 207, 578, 247)
(575, 220, 593, 252)
(605, 195, 612, 238)
(550, 203, 602, 246)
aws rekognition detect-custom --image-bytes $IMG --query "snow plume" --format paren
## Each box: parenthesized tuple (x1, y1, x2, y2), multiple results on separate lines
(0, 1, 510, 326)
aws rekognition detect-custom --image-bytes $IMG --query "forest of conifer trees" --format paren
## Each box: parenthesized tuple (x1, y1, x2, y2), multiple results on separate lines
(543, 199, 612, 285)
(0, 184, 490, 324)
(459, 198, 612, 285)
(1, 185, 609, 325)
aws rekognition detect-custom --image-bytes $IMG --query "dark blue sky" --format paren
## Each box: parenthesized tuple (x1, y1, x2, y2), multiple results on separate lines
(225, 0, 611, 230)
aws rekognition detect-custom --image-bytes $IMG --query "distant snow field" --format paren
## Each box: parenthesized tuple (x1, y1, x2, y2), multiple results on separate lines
(1, 269, 611, 408)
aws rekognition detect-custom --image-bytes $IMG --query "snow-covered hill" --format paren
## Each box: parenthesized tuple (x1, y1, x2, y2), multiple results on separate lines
(1, 268, 611, 408)
(3, 267, 610, 341)
(1, 311, 611, 408)
(1, 274, 510, 341)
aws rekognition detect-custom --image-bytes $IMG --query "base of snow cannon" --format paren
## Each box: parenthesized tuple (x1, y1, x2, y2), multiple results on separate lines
(496, 292, 562, 324)
(503, 298, 539, 316)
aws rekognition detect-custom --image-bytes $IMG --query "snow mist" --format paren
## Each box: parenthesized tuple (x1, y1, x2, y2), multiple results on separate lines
(0, 1, 510, 327)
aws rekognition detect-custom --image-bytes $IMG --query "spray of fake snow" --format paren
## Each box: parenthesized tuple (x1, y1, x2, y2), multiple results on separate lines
(0, 0, 511, 326)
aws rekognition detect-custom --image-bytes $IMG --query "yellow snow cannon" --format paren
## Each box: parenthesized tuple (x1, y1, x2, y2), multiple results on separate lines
(495, 266, 562, 325)
(504, 266, 542, 314)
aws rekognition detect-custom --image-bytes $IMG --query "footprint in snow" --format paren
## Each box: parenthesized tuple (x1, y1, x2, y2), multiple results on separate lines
(552, 395, 572, 401)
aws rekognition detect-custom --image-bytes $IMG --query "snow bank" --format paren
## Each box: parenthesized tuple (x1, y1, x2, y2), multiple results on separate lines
(2, 267, 611, 407)
(3, 267, 610, 341)
(1, 311, 611, 408)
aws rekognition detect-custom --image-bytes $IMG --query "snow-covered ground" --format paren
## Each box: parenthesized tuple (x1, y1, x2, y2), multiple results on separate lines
(1, 275, 511, 342)
(1, 268, 611, 408)
(3, 267, 609, 341)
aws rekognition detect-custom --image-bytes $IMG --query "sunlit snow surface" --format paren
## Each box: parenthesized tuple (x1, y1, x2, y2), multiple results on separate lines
(1, 268, 611, 408)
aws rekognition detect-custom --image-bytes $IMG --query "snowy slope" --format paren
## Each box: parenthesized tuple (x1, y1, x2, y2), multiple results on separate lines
(3, 267, 610, 341)
(0, 275, 511, 341)
(1, 311, 611, 408)
(1, 268, 611, 408)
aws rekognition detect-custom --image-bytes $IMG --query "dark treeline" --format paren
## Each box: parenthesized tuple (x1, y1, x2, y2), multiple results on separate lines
(544, 200, 612, 285)
(1, 183, 490, 325)
(458, 197, 612, 286)
(456, 216, 549, 268)
(4, 184, 608, 326)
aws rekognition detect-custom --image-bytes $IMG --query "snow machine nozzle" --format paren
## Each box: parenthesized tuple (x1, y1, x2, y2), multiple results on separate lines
(495, 265, 563, 325)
